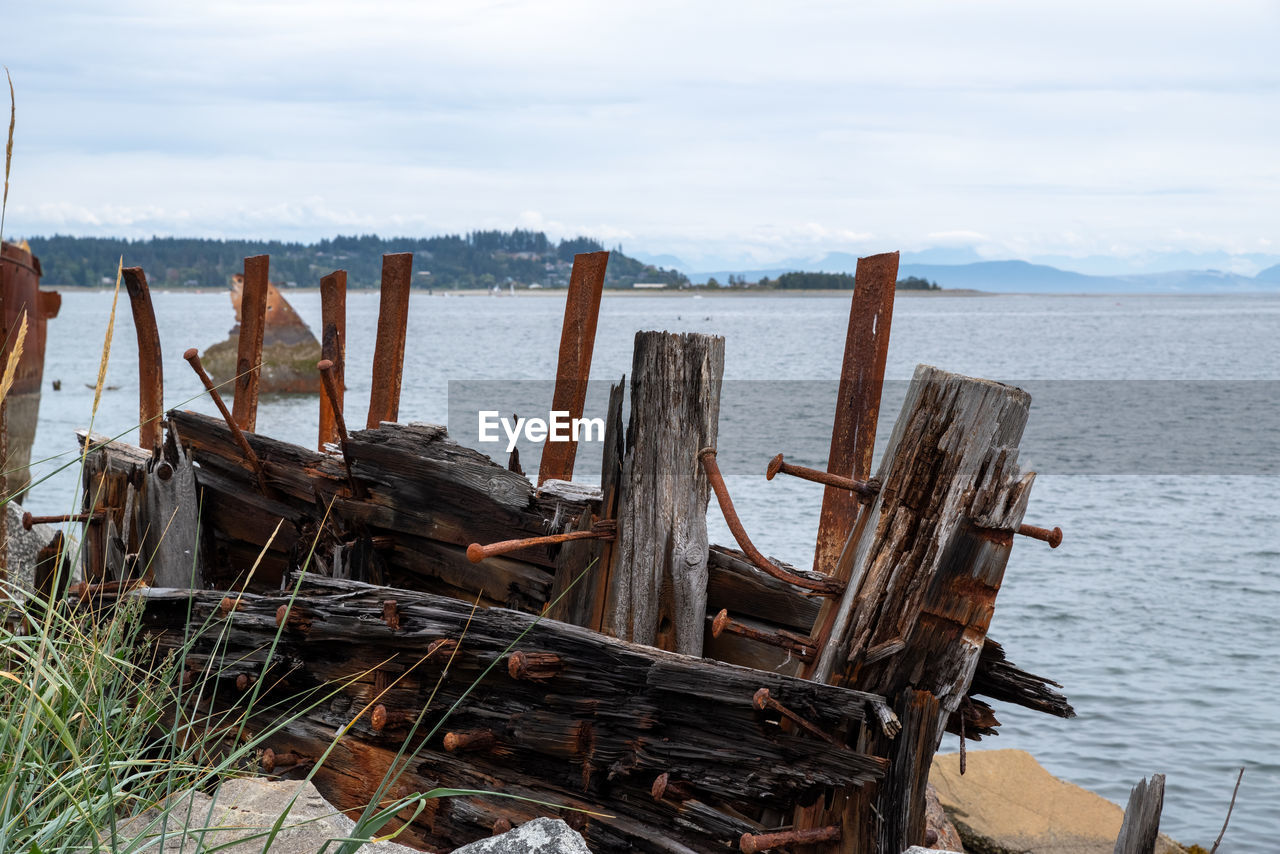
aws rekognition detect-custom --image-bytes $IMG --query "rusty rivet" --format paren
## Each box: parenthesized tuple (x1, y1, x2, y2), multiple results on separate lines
(219, 596, 244, 617)
(371, 704, 388, 733)
(261, 748, 301, 774)
(235, 674, 255, 692)
(275, 604, 289, 627)
(740, 825, 841, 853)
(382, 599, 401, 631)
(443, 730, 495, 753)
(428, 638, 458, 658)
(507, 651, 564, 681)
(492, 818, 513, 836)
(650, 772, 694, 803)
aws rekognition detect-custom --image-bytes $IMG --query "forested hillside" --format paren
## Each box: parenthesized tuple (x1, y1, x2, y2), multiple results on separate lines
(24, 231, 689, 290)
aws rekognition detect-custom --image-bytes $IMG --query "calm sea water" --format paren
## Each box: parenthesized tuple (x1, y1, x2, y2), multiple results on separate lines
(24, 290, 1280, 849)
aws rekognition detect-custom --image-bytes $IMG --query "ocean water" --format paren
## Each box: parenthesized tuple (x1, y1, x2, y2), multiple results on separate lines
(23, 289, 1280, 849)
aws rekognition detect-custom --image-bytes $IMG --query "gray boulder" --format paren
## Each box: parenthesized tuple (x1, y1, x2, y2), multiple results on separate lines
(450, 817, 591, 854)
(4, 502, 56, 596)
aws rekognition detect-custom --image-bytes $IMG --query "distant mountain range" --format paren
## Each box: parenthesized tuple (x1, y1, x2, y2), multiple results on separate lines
(678, 254, 1280, 293)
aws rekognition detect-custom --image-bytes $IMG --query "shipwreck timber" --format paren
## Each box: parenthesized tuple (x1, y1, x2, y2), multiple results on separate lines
(61, 249, 1080, 853)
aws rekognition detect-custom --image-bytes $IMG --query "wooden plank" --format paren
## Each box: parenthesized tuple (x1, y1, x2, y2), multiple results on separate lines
(606, 332, 724, 655)
(232, 254, 269, 432)
(1113, 774, 1165, 854)
(366, 252, 413, 429)
(121, 266, 164, 455)
(538, 250, 608, 485)
(317, 270, 347, 449)
(811, 251, 898, 578)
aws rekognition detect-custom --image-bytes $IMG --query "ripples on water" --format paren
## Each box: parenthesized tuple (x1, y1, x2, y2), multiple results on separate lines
(28, 291, 1280, 849)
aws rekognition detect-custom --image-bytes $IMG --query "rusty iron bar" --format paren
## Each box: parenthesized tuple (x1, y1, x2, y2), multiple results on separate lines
(466, 518, 615, 563)
(317, 270, 347, 450)
(184, 347, 269, 491)
(711, 609, 817, 660)
(232, 254, 270, 432)
(443, 729, 495, 753)
(121, 267, 164, 455)
(752, 688, 842, 746)
(1018, 523, 1064, 548)
(699, 448, 844, 596)
(538, 250, 609, 485)
(766, 453, 879, 499)
(318, 358, 365, 498)
(367, 253, 413, 429)
(812, 251, 899, 577)
(739, 825, 842, 853)
(23, 510, 103, 530)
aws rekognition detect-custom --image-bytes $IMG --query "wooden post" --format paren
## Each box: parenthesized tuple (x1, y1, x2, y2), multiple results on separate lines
(317, 270, 346, 450)
(122, 267, 164, 455)
(806, 365, 1035, 852)
(605, 332, 724, 655)
(232, 254, 270, 432)
(366, 253, 413, 429)
(538, 250, 608, 485)
(1113, 775, 1165, 854)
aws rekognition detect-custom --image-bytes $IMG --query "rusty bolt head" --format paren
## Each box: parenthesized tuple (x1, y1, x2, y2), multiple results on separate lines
(317, 358, 334, 373)
(492, 818, 513, 836)
(765, 453, 784, 481)
(382, 599, 401, 631)
(219, 596, 239, 617)
(275, 604, 289, 627)
(752, 687, 772, 711)
(21, 512, 34, 531)
(465, 543, 487, 563)
(156, 461, 174, 482)
(711, 609, 731, 638)
(1047, 526, 1064, 548)
(235, 674, 255, 692)
(371, 704, 388, 732)
(183, 347, 199, 361)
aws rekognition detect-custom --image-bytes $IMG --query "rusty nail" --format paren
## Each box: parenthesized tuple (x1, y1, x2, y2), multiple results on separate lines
(275, 603, 309, 634)
(443, 729, 495, 753)
(235, 673, 256, 692)
(700, 449, 844, 596)
(23, 511, 103, 530)
(261, 748, 301, 774)
(507, 651, 564, 681)
(275, 604, 289, 627)
(371, 704, 388, 732)
(739, 825, 841, 853)
(1018, 523, 1063, 548)
(184, 347, 269, 491)
(319, 358, 366, 499)
(492, 817, 513, 836)
(650, 772, 693, 803)
(766, 453, 879, 499)
(382, 599, 401, 631)
(467, 519, 615, 564)
(711, 610, 816, 660)
(752, 688, 841, 746)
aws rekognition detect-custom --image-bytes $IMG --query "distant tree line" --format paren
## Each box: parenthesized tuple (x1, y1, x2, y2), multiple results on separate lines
(761, 271, 941, 290)
(22, 231, 689, 290)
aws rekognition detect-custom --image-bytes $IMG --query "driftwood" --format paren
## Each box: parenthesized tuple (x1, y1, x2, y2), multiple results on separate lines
(1113, 774, 1165, 854)
(127, 575, 888, 853)
(608, 332, 724, 655)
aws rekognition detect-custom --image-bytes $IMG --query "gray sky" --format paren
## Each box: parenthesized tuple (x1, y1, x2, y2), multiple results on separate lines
(3, 1, 1277, 272)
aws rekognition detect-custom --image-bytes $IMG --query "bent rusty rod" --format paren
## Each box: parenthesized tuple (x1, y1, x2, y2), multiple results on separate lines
(184, 348, 268, 490)
(318, 359, 365, 498)
(121, 267, 164, 455)
(467, 519, 615, 563)
(766, 453, 878, 498)
(699, 448, 844, 596)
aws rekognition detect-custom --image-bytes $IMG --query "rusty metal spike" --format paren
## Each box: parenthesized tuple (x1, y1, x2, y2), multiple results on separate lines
(317, 270, 347, 450)
(739, 825, 841, 853)
(121, 267, 164, 455)
(184, 347, 269, 492)
(466, 520, 615, 563)
(538, 251, 609, 485)
(367, 253, 413, 429)
(232, 254, 270, 432)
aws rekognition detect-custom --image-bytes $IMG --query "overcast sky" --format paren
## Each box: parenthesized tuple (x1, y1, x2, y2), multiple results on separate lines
(2, 1, 1277, 272)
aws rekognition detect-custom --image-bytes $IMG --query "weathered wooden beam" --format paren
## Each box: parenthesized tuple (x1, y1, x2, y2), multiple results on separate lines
(121, 266, 164, 455)
(317, 269, 347, 450)
(366, 252, 413, 429)
(120, 575, 888, 853)
(538, 250, 608, 485)
(607, 331, 724, 655)
(1113, 774, 1165, 854)
(232, 254, 270, 432)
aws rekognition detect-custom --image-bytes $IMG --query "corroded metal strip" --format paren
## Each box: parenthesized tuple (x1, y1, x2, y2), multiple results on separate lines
(317, 270, 347, 449)
(366, 252, 413, 429)
(232, 254, 270, 432)
(121, 267, 163, 454)
(811, 251, 899, 577)
(538, 250, 608, 485)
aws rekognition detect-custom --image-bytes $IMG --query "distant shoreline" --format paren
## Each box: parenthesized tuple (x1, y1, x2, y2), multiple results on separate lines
(40, 285, 1280, 297)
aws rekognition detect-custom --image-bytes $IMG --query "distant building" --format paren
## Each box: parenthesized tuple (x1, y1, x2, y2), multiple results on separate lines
(633, 282, 666, 289)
